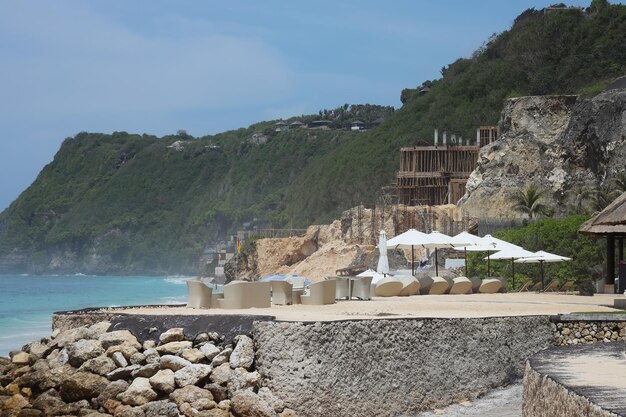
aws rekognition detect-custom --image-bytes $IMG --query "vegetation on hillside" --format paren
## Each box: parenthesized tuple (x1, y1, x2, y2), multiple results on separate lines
(1, 1, 625, 274)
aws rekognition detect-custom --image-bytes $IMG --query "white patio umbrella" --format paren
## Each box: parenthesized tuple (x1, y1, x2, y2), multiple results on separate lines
(426, 231, 456, 276)
(487, 246, 535, 289)
(515, 250, 572, 290)
(450, 231, 488, 276)
(452, 233, 498, 276)
(357, 268, 386, 284)
(387, 229, 432, 275)
(376, 230, 390, 275)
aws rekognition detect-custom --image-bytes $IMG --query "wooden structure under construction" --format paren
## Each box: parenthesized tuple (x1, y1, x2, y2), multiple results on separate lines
(395, 126, 497, 206)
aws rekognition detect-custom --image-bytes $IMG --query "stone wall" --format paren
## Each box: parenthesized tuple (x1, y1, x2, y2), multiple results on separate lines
(253, 316, 555, 417)
(553, 320, 625, 345)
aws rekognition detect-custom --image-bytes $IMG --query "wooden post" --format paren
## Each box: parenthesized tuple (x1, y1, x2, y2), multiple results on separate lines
(607, 235, 615, 292)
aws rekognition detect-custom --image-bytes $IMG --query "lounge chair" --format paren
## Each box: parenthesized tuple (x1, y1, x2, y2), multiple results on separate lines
(288, 276, 306, 290)
(543, 279, 560, 292)
(333, 276, 351, 300)
(479, 278, 502, 293)
(271, 281, 293, 305)
(516, 279, 533, 292)
(396, 276, 420, 296)
(186, 280, 213, 309)
(559, 280, 576, 292)
(375, 276, 403, 297)
(449, 276, 472, 295)
(489, 276, 507, 293)
(217, 281, 271, 309)
(352, 276, 373, 300)
(428, 276, 449, 294)
(301, 280, 336, 305)
(530, 281, 543, 291)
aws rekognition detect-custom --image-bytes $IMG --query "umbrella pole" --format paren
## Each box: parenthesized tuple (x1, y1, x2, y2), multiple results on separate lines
(464, 248, 468, 277)
(435, 248, 439, 276)
(541, 261, 545, 291)
(511, 258, 515, 290)
(411, 245, 415, 276)
(487, 253, 491, 277)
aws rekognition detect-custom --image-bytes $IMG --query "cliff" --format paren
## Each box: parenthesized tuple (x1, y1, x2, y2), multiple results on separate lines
(459, 89, 626, 217)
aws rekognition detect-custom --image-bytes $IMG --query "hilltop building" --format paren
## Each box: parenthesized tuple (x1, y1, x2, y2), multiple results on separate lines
(394, 126, 498, 206)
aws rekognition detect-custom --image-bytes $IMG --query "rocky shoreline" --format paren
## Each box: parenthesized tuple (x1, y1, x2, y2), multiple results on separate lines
(0, 322, 295, 417)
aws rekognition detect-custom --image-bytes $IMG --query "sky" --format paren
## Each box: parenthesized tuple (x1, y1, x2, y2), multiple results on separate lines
(0, 0, 596, 211)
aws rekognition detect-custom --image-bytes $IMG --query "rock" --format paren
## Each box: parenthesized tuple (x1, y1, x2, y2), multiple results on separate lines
(148, 369, 176, 394)
(174, 364, 212, 387)
(181, 348, 205, 364)
(209, 363, 231, 386)
(279, 409, 298, 417)
(205, 384, 229, 403)
(80, 411, 112, 417)
(211, 348, 231, 367)
(111, 352, 128, 368)
(2, 394, 29, 410)
(129, 352, 145, 366)
(258, 387, 285, 413)
(53, 327, 92, 348)
(230, 336, 254, 370)
(88, 321, 112, 338)
(141, 400, 178, 417)
(106, 343, 139, 362)
(97, 380, 130, 408)
(104, 399, 123, 414)
(143, 349, 159, 365)
(79, 356, 117, 376)
(562, 328, 571, 335)
(200, 344, 221, 362)
(118, 378, 157, 406)
(142, 341, 156, 350)
(191, 397, 217, 411)
(26, 342, 50, 359)
(227, 368, 260, 396)
(200, 410, 230, 417)
(156, 341, 192, 355)
(11, 353, 31, 366)
(106, 365, 141, 381)
(31, 390, 70, 413)
(48, 348, 69, 368)
(159, 328, 186, 344)
(230, 390, 276, 417)
(194, 333, 211, 345)
(114, 405, 145, 417)
(169, 385, 213, 407)
(16, 409, 42, 417)
(131, 363, 160, 378)
(99, 331, 141, 350)
(217, 399, 231, 411)
(67, 338, 104, 368)
(160, 355, 191, 371)
(60, 371, 109, 402)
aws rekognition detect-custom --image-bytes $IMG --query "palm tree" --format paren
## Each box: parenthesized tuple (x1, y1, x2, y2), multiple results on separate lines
(613, 172, 626, 193)
(592, 183, 618, 212)
(512, 185, 549, 219)
(565, 185, 594, 215)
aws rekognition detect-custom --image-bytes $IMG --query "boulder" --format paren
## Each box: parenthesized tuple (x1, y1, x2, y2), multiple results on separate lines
(31, 390, 71, 413)
(106, 343, 139, 362)
(99, 331, 141, 350)
(279, 409, 298, 417)
(190, 397, 217, 411)
(227, 368, 260, 397)
(211, 348, 231, 367)
(258, 387, 285, 413)
(113, 405, 145, 417)
(156, 341, 192, 355)
(205, 383, 229, 403)
(159, 328, 186, 344)
(96, 380, 130, 408)
(174, 364, 212, 387)
(143, 349, 159, 365)
(111, 352, 128, 368)
(209, 363, 231, 386)
(148, 369, 176, 394)
(87, 321, 112, 338)
(59, 371, 109, 402)
(129, 352, 146, 366)
(106, 365, 141, 381)
(67, 339, 105, 368)
(230, 390, 276, 417)
(16, 408, 43, 417)
(79, 356, 117, 376)
(53, 327, 92, 348)
(159, 355, 191, 371)
(1, 394, 29, 410)
(26, 341, 50, 359)
(230, 336, 254, 370)
(131, 363, 160, 378)
(142, 341, 156, 350)
(199, 344, 220, 362)
(141, 400, 178, 417)
(199, 409, 231, 417)
(169, 385, 213, 407)
(117, 377, 158, 406)
(180, 348, 205, 364)
(11, 353, 31, 366)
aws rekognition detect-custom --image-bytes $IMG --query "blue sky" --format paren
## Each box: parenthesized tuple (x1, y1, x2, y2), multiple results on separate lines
(0, 0, 596, 211)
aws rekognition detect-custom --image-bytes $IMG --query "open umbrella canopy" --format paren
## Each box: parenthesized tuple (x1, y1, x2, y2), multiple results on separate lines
(377, 230, 390, 274)
(449, 231, 483, 247)
(487, 246, 535, 289)
(259, 274, 287, 282)
(386, 229, 431, 248)
(514, 250, 572, 263)
(483, 235, 522, 251)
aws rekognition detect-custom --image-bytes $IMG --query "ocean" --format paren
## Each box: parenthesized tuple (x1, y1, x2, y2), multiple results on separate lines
(0, 274, 191, 356)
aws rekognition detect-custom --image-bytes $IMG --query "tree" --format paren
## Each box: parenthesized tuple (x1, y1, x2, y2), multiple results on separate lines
(512, 185, 549, 219)
(613, 172, 626, 193)
(565, 185, 594, 215)
(592, 183, 618, 212)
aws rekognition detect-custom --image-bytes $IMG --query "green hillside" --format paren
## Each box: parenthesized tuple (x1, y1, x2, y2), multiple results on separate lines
(1, 1, 625, 274)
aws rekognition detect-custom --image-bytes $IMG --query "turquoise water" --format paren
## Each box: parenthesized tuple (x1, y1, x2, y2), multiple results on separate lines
(0, 274, 191, 356)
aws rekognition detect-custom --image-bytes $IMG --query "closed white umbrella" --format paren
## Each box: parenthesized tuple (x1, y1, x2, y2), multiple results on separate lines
(377, 230, 389, 275)
(387, 229, 431, 275)
(487, 246, 535, 289)
(515, 250, 572, 290)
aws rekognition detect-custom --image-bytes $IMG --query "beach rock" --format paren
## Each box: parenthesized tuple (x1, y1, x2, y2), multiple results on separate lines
(129, 352, 145, 366)
(159, 328, 186, 345)
(143, 349, 159, 365)
(131, 363, 160, 378)
(258, 387, 285, 413)
(113, 405, 145, 417)
(99, 331, 140, 350)
(60, 371, 109, 402)
(209, 363, 231, 386)
(96, 380, 129, 408)
(26, 342, 50, 360)
(180, 348, 205, 364)
(142, 341, 156, 350)
(1, 394, 29, 410)
(67, 339, 105, 367)
(79, 356, 117, 376)
(54, 327, 92, 348)
(10, 353, 31, 366)
(205, 384, 229, 403)
(118, 378, 157, 406)
(217, 399, 231, 410)
(230, 336, 254, 370)
(106, 365, 141, 381)
(148, 369, 175, 394)
(230, 390, 276, 417)
(193, 333, 211, 345)
(200, 344, 220, 362)
(159, 355, 190, 371)
(279, 409, 297, 417)
(200, 409, 230, 417)
(156, 341, 192, 355)
(31, 390, 67, 412)
(111, 352, 128, 368)
(88, 321, 112, 338)
(48, 348, 69, 368)
(211, 348, 231, 367)
(169, 385, 213, 407)
(16, 409, 42, 417)
(190, 397, 217, 411)
(141, 400, 178, 417)
(174, 364, 212, 387)
(80, 411, 111, 417)
(227, 368, 260, 396)
(106, 343, 139, 361)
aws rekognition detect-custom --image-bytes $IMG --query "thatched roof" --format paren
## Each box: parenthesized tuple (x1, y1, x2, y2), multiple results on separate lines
(579, 191, 626, 235)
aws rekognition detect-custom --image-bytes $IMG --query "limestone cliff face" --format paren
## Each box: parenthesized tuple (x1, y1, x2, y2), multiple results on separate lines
(459, 90, 626, 217)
